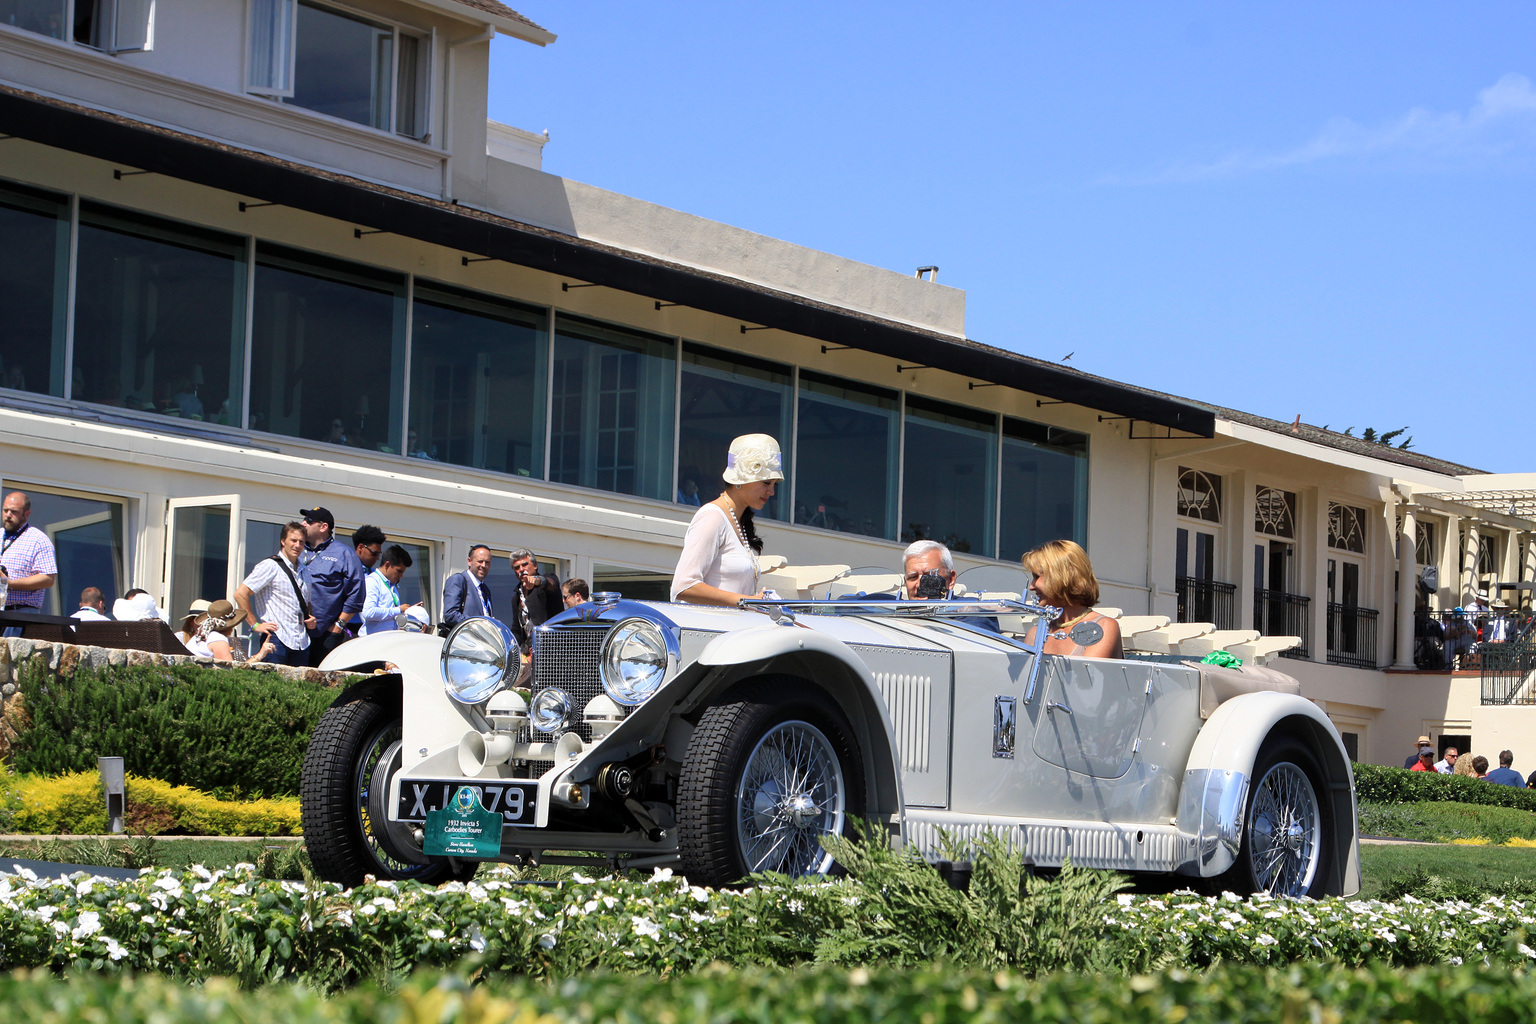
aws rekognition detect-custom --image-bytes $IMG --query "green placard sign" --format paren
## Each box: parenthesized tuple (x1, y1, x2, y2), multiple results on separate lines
(423, 786, 503, 858)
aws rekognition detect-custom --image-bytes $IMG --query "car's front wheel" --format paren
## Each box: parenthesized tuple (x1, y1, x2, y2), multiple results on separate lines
(300, 689, 478, 888)
(677, 678, 864, 887)
(1218, 737, 1333, 897)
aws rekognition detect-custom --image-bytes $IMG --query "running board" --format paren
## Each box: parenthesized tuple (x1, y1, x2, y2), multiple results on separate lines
(903, 810, 1188, 873)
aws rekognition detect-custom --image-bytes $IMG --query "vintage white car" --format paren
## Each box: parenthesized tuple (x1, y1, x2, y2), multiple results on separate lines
(299, 571, 1360, 896)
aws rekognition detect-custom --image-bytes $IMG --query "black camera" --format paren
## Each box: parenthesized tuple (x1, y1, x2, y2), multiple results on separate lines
(914, 570, 949, 599)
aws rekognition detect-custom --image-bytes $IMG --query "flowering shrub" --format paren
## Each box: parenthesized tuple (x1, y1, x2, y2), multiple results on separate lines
(4, 858, 1536, 990)
(5, 770, 300, 836)
(6, 961, 1536, 1024)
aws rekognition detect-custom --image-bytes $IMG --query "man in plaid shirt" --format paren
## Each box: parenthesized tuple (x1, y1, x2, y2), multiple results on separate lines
(1, 491, 58, 637)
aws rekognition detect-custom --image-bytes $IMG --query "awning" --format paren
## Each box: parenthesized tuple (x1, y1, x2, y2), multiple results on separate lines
(0, 85, 1215, 436)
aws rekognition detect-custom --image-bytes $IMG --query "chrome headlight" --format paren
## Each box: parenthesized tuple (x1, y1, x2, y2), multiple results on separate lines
(530, 687, 573, 734)
(600, 617, 671, 706)
(440, 616, 519, 705)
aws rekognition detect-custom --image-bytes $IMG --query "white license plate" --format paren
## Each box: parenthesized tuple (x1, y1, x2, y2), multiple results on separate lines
(396, 779, 538, 827)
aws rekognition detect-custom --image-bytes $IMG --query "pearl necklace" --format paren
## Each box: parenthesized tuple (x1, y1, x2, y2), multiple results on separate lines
(719, 499, 750, 548)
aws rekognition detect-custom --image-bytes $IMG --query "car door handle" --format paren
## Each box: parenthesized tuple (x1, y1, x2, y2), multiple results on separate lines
(1046, 701, 1072, 715)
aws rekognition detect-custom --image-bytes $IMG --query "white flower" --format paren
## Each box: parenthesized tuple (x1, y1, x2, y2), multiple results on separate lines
(370, 897, 397, 912)
(1254, 933, 1278, 947)
(604, 895, 618, 909)
(1519, 943, 1536, 960)
(631, 916, 661, 938)
(71, 910, 102, 939)
(537, 933, 557, 949)
(571, 872, 596, 884)
(467, 925, 487, 952)
(426, 928, 446, 940)
(1116, 894, 1134, 907)
(74, 879, 94, 897)
(101, 936, 128, 961)
(648, 867, 674, 884)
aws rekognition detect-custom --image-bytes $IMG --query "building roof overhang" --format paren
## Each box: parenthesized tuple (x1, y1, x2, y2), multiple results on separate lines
(0, 85, 1214, 436)
(416, 1, 555, 44)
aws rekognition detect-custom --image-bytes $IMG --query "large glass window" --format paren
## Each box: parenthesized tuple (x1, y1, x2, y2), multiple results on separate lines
(997, 418, 1087, 561)
(795, 371, 898, 539)
(166, 503, 230, 625)
(250, 0, 430, 138)
(550, 316, 675, 501)
(0, 181, 69, 397)
(250, 244, 406, 452)
(72, 204, 245, 426)
(15, 487, 126, 616)
(0, 1, 64, 38)
(678, 343, 791, 518)
(242, 519, 284, 580)
(0, 0, 152, 50)
(409, 283, 547, 476)
(901, 396, 997, 555)
(592, 562, 672, 602)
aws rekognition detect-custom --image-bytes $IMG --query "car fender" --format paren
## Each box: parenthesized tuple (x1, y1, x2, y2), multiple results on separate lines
(319, 629, 445, 685)
(1175, 690, 1360, 895)
(689, 623, 905, 820)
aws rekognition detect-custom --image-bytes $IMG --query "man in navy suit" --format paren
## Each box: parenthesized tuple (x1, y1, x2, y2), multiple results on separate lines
(442, 545, 497, 631)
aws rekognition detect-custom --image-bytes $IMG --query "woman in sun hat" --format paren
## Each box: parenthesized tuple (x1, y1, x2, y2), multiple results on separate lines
(671, 433, 782, 607)
(181, 598, 273, 663)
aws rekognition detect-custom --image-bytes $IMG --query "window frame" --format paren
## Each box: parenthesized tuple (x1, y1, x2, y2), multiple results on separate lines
(246, 0, 434, 141)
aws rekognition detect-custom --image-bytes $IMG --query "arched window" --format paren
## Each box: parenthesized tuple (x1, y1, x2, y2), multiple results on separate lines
(1255, 487, 1296, 538)
(1328, 502, 1366, 554)
(1177, 468, 1222, 523)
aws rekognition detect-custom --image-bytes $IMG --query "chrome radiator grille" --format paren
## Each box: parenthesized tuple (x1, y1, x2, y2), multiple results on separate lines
(530, 624, 609, 740)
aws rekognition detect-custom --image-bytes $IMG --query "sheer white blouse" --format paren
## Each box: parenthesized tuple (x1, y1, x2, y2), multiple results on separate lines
(670, 502, 759, 601)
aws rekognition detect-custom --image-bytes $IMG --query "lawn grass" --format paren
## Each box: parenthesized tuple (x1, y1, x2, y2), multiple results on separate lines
(1359, 799, 1536, 844)
(0, 835, 306, 877)
(1357, 841, 1536, 899)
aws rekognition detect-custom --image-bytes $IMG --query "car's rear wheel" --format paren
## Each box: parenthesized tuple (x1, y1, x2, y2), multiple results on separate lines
(300, 690, 478, 888)
(677, 678, 864, 887)
(1219, 737, 1332, 897)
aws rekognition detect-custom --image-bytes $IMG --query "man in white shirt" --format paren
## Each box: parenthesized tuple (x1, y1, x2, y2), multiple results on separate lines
(360, 545, 417, 635)
(1434, 747, 1459, 774)
(234, 521, 316, 667)
(70, 586, 111, 622)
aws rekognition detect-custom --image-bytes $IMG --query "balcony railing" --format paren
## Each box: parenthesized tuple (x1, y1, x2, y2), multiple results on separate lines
(1326, 602, 1380, 669)
(1176, 576, 1237, 630)
(1480, 643, 1536, 705)
(1254, 589, 1310, 660)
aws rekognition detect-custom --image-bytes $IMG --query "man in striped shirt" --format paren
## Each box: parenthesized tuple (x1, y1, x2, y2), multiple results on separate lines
(1, 491, 58, 637)
(234, 521, 315, 667)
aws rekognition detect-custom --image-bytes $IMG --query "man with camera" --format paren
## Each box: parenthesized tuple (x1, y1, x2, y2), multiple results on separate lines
(902, 540, 999, 633)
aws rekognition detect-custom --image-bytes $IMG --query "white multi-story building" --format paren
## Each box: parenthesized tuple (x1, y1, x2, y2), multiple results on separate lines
(0, 1, 1531, 767)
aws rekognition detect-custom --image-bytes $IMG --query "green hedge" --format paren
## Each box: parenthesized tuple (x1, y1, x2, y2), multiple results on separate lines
(5, 961, 1536, 1024)
(1354, 761, 1536, 810)
(9, 662, 336, 799)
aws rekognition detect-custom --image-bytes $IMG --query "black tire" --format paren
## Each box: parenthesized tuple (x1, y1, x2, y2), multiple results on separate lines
(1217, 737, 1333, 897)
(300, 691, 478, 888)
(677, 677, 865, 887)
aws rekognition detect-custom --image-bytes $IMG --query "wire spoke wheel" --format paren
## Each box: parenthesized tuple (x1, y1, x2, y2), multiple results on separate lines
(734, 721, 846, 876)
(1245, 760, 1322, 896)
(678, 677, 865, 887)
(301, 690, 477, 887)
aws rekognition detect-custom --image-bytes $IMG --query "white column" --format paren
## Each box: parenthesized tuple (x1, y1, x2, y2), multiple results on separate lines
(1232, 471, 1256, 631)
(1438, 513, 1460, 611)
(1394, 503, 1417, 669)
(1307, 489, 1329, 663)
(1463, 517, 1481, 605)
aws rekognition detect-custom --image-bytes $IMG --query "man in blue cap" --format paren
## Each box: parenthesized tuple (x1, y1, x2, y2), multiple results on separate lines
(298, 505, 366, 666)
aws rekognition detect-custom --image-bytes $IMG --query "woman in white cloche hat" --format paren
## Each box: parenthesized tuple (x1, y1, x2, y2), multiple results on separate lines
(670, 434, 782, 607)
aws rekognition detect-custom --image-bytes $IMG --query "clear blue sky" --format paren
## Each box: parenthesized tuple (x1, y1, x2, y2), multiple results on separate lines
(489, 3, 1535, 474)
